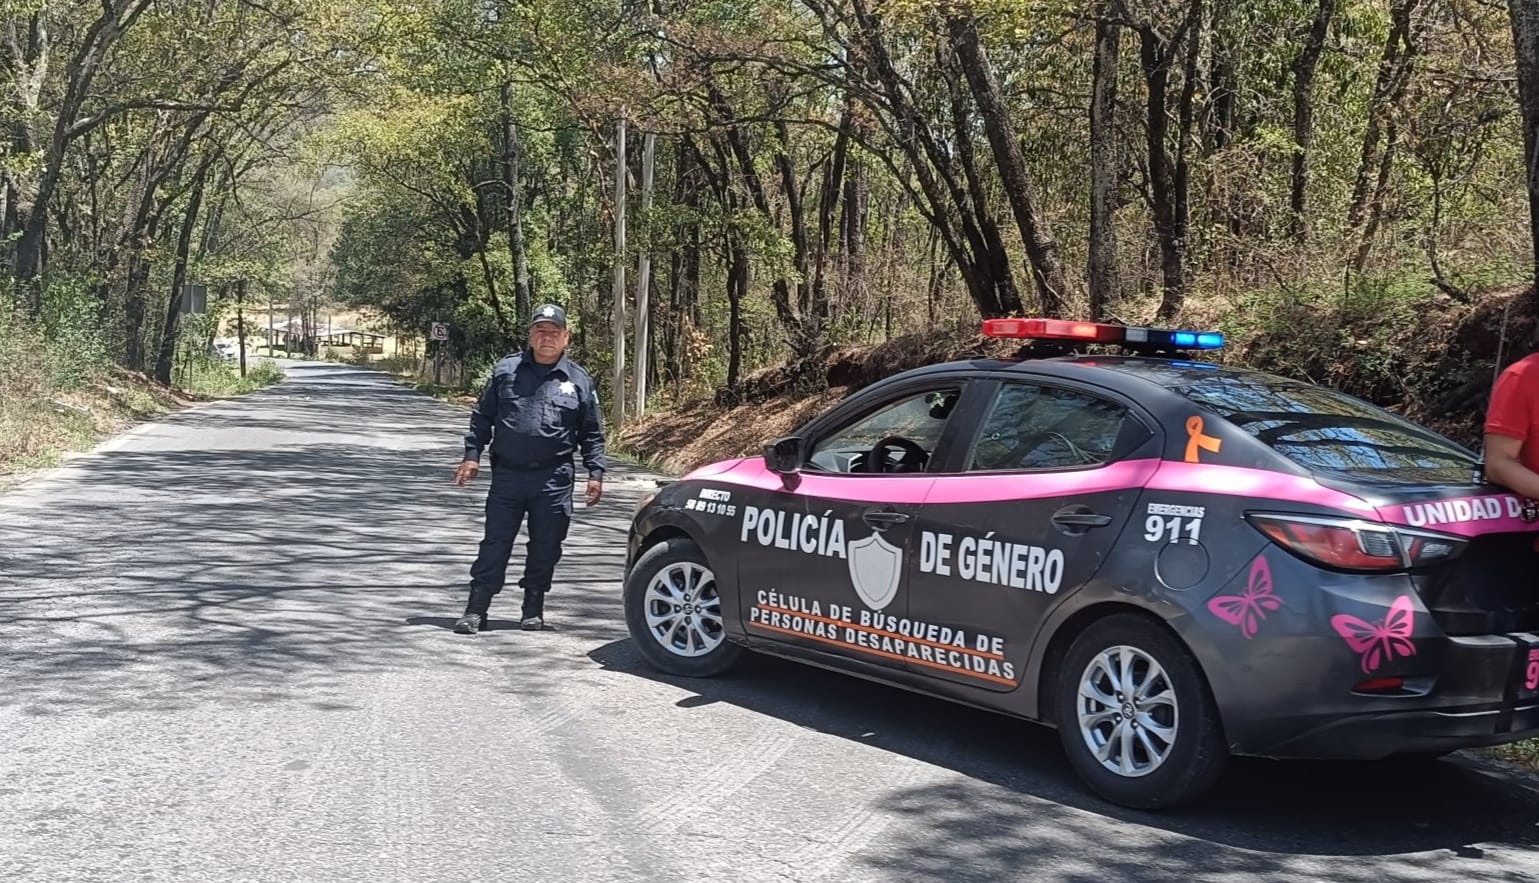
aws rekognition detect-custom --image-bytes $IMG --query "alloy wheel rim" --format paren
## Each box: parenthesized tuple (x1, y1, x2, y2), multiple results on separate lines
(643, 562, 724, 658)
(1076, 644, 1179, 778)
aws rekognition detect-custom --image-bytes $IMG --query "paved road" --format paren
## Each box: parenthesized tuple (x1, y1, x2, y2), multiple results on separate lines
(4, 361, 1539, 882)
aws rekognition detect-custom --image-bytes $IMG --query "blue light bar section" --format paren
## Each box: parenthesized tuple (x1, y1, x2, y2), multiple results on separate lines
(1196, 332, 1224, 348)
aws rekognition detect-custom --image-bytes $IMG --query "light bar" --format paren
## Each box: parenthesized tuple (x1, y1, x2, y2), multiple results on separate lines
(982, 318, 1224, 350)
(981, 318, 1122, 342)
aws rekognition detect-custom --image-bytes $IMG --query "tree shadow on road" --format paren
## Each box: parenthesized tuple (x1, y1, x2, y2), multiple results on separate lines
(0, 366, 653, 716)
(589, 637, 1539, 879)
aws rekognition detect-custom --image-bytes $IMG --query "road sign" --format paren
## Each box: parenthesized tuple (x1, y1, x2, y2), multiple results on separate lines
(430, 322, 449, 341)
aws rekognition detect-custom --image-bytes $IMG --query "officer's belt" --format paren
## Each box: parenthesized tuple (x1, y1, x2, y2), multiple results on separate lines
(493, 456, 570, 472)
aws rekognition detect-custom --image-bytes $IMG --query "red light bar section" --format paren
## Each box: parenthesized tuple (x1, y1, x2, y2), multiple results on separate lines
(982, 318, 1124, 342)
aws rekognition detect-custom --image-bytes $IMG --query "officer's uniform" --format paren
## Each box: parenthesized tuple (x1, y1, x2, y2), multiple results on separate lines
(458, 308, 606, 632)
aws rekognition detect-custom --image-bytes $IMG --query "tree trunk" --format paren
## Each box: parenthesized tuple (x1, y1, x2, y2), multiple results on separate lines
(842, 149, 869, 314)
(1348, 0, 1423, 233)
(670, 139, 702, 388)
(611, 114, 628, 425)
(727, 232, 747, 390)
(823, 0, 1006, 317)
(949, 13, 1069, 317)
(774, 114, 817, 350)
(1352, 124, 1399, 274)
(1088, 10, 1122, 319)
(1513, 0, 1539, 302)
(13, 0, 153, 314)
(1289, 0, 1336, 243)
(122, 214, 160, 372)
(939, 47, 1022, 317)
(1138, 23, 1188, 321)
(814, 98, 850, 329)
(708, 83, 808, 346)
(475, 247, 508, 336)
(154, 162, 209, 385)
(501, 81, 532, 325)
(632, 130, 656, 416)
(1173, 0, 1207, 291)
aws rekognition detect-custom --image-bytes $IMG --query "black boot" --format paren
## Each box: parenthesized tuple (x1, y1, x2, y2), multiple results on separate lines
(453, 612, 487, 635)
(454, 588, 494, 635)
(520, 589, 546, 631)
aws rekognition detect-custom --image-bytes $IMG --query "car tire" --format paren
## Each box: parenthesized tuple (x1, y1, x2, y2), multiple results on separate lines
(1054, 614, 1228, 809)
(624, 538, 742, 678)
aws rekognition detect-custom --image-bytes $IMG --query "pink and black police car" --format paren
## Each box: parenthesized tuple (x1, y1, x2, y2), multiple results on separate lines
(622, 318, 1539, 808)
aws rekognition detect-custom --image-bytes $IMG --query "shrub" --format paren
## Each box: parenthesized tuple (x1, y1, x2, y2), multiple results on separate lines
(246, 360, 286, 387)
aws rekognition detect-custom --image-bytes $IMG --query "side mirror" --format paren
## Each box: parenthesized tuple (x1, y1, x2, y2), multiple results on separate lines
(763, 436, 803, 489)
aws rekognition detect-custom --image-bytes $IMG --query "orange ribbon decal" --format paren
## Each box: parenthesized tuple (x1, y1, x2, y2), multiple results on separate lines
(1185, 415, 1222, 463)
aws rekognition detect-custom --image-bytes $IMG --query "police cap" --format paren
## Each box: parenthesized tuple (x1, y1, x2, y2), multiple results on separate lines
(529, 304, 567, 329)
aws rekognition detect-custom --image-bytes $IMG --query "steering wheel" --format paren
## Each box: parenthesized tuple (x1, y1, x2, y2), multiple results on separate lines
(867, 435, 929, 474)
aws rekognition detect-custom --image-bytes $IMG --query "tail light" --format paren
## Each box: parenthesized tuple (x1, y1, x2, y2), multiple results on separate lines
(1246, 513, 1467, 572)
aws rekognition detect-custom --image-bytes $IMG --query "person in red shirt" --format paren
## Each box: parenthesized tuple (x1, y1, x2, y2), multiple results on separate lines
(1484, 352, 1539, 499)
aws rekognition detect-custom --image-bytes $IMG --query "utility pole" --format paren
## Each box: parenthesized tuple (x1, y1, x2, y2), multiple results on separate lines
(611, 112, 629, 426)
(237, 278, 248, 378)
(633, 129, 656, 417)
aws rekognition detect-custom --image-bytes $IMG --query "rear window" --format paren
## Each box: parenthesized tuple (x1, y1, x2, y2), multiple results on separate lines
(1169, 373, 1476, 484)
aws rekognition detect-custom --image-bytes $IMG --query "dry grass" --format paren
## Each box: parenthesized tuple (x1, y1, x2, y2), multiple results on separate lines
(0, 317, 285, 485)
(1486, 741, 1539, 772)
(619, 386, 852, 475)
(0, 365, 197, 482)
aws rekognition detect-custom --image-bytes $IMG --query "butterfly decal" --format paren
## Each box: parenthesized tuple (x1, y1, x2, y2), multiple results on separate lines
(1330, 595, 1417, 674)
(1206, 555, 1281, 639)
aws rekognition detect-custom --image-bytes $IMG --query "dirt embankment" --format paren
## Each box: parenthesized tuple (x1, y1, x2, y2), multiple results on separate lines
(620, 287, 1539, 475)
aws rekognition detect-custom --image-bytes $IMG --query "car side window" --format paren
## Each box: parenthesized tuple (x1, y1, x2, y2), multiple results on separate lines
(808, 388, 961, 474)
(967, 383, 1127, 471)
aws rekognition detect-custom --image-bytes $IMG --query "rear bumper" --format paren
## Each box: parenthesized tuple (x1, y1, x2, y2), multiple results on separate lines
(1253, 701, 1539, 759)
(1232, 631, 1539, 759)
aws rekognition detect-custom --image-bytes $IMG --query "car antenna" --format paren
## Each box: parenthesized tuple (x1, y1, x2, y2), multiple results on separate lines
(1476, 297, 1515, 484)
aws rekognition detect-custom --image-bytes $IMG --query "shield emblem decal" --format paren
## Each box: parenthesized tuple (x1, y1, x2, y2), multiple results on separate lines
(847, 532, 903, 611)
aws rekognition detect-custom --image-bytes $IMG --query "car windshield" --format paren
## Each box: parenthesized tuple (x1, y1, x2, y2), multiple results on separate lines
(1120, 365, 1476, 484)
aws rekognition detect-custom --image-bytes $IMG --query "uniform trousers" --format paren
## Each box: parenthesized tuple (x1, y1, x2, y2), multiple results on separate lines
(466, 460, 574, 616)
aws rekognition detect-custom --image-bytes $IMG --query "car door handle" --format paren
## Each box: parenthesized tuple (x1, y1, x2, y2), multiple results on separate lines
(1052, 511, 1112, 528)
(862, 509, 911, 526)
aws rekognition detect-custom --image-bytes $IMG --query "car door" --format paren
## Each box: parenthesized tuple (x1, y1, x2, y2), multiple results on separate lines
(905, 377, 1157, 696)
(736, 383, 972, 675)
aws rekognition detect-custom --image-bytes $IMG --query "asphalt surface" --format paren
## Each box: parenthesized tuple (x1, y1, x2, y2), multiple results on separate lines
(4, 360, 1539, 882)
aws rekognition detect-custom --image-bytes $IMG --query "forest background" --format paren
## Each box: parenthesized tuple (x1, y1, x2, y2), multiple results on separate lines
(6, 0, 1539, 473)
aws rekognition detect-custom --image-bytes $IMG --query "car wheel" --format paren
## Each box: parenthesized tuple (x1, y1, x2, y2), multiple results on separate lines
(1054, 614, 1228, 809)
(624, 538, 742, 678)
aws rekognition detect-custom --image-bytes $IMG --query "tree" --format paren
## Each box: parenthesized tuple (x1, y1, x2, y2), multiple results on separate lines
(948, 11, 1070, 317)
(1088, 0, 1123, 318)
(1512, 0, 1539, 299)
(1289, 0, 1337, 243)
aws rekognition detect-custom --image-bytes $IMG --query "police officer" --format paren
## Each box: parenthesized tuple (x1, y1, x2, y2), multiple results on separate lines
(453, 304, 607, 634)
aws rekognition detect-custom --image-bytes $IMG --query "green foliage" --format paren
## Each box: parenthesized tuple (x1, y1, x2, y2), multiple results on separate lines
(2, 0, 1535, 433)
(182, 356, 286, 396)
(37, 275, 112, 390)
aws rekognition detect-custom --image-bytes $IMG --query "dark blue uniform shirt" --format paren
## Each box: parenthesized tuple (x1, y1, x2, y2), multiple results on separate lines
(463, 352, 607, 479)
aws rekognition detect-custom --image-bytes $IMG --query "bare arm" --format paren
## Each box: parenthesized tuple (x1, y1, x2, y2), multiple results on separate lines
(1484, 433, 1539, 499)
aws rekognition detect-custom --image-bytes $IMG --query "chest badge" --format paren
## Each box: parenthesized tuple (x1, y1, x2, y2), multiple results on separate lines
(558, 381, 576, 395)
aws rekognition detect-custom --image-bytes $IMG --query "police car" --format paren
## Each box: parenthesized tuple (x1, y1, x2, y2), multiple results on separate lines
(622, 318, 1539, 809)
